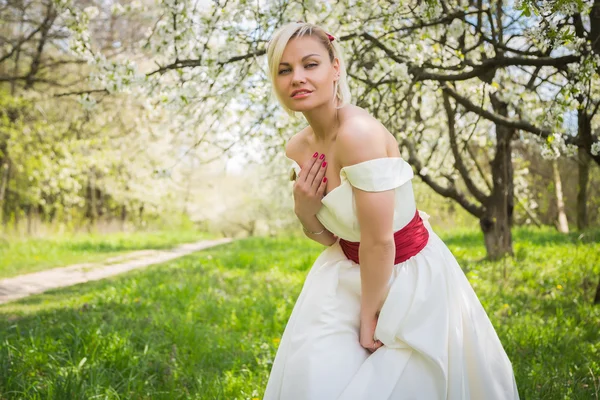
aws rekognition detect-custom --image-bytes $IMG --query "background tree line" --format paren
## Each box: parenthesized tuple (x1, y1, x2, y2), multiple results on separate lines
(1, 0, 598, 260)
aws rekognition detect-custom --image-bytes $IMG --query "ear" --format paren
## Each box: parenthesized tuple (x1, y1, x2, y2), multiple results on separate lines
(332, 57, 341, 81)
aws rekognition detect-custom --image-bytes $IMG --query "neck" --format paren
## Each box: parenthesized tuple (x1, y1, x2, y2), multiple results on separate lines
(302, 101, 340, 142)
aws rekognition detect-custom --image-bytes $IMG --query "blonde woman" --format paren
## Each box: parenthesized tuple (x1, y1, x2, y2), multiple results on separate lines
(263, 22, 519, 400)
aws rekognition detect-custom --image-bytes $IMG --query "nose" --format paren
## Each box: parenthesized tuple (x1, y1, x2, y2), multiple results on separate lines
(291, 68, 306, 85)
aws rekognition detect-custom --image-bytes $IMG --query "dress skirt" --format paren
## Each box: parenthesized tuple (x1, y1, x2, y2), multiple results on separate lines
(263, 221, 519, 400)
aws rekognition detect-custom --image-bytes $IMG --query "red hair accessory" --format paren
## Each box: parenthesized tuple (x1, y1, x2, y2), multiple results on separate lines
(326, 33, 335, 42)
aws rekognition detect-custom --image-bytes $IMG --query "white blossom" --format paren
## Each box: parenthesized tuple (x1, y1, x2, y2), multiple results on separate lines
(564, 144, 578, 157)
(448, 19, 464, 37)
(111, 3, 125, 15)
(83, 6, 99, 19)
(541, 145, 559, 160)
(78, 93, 97, 110)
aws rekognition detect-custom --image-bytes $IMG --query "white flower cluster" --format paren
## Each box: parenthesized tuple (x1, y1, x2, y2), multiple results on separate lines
(538, 132, 580, 160)
(407, 43, 425, 67)
(83, 6, 99, 19)
(391, 61, 411, 83)
(541, 145, 560, 160)
(53, 0, 72, 11)
(88, 58, 146, 94)
(563, 144, 578, 157)
(78, 93, 97, 110)
(524, 26, 548, 48)
(556, 1, 580, 16)
(447, 18, 464, 38)
(416, 1, 442, 20)
(111, 1, 143, 16)
(592, 142, 600, 156)
(564, 36, 587, 52)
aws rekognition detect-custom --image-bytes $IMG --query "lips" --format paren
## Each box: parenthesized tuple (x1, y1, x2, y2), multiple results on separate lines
(291, 89, 313, 98)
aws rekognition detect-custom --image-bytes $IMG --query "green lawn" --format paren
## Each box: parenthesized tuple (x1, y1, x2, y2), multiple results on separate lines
(0, 230, 214, 279)
(0, 228, 599, 399)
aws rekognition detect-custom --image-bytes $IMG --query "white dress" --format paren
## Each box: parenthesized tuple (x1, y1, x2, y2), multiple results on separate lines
(264, 157, 519, 400)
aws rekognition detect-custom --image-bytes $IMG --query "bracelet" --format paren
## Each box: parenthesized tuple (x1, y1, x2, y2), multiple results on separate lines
(302, 225, 326, 235)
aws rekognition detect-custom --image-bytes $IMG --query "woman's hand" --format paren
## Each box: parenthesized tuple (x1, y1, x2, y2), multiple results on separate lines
(293, 152, 328, 217)
(359, 312, 383, 353)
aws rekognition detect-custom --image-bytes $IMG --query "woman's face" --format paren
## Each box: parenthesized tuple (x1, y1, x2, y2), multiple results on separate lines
(275, 35, 339, 112)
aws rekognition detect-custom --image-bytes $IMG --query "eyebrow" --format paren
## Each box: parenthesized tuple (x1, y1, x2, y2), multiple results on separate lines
(279, 54, 321, 66)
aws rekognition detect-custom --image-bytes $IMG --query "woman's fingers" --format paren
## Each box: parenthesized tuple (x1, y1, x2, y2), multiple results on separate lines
(316, 175, 327, 198)
(307, 154, 324, 187)
(313, 159, 327, 191)
(299, 152, 327, 192)
(298, 152, 319, 181)
(366, 340, 383, 353)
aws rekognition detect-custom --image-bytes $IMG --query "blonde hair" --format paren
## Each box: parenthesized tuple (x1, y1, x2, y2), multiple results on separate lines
(266, 22, 352, 116)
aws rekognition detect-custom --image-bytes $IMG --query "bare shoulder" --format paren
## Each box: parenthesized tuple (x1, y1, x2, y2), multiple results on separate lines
(285, 126, 311, 164)
(336, 105, 396, 166)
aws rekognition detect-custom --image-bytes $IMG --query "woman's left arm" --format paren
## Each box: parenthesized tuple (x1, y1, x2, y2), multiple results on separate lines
(354, 190, 395, 318)
(336, 119, 396, 351)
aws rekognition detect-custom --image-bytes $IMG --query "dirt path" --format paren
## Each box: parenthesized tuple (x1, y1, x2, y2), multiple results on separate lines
(0, 238, 232, 305)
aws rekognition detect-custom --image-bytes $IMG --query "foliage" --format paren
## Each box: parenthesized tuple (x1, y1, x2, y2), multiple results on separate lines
(2, 0, 600, 254)
(0, 229, 598, 398)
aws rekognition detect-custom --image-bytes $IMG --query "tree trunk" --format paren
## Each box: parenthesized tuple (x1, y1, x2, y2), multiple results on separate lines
(481, 94, 515, 260)
(26, 204, 33, 236)
(121, 204, 127, 231)
(0, 158, 10, 224)
(86, 173, 98, 231)
(577, 147, 590, 230)
(480, 199, 513, 260)
(552, 160, 569, 233)
(576, 108, 592, 230)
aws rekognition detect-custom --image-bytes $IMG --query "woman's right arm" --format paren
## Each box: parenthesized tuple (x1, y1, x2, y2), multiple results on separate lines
(296, 212, 337, 246)
(287, 139, 336, 246)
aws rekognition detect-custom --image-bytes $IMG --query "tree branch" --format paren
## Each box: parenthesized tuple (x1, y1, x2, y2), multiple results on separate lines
(54, 88, 109, 97)
(443, 91, 489, 203)
(358, 32, 579, 82)
(442, 84, 551, 138)
(24, 1, 56, 89)
(403, 137, 485, 218)
(148, 49, 266, 76)
(0, 24, 44, 64)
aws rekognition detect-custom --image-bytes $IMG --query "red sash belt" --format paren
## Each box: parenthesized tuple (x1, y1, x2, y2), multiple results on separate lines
(339, 210, 429, 265)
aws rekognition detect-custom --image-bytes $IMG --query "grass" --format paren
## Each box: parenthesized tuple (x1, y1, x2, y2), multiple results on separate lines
(0, 227, 599, 399)
(0, 230, 214, 279)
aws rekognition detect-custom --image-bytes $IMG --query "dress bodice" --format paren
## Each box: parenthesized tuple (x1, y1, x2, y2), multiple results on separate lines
(289, 157, 417, 242)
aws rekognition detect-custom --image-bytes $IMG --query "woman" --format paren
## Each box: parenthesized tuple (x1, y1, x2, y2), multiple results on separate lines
(263, 22, 519, 400)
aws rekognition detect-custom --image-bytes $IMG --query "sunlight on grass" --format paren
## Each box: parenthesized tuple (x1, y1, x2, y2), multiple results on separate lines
(0, 230, 599, 399)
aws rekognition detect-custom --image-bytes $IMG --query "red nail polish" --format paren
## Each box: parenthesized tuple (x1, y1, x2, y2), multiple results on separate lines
(319, 154, 325, 160)
(313, 152, 318, 158)
(323, 177, 327, 182)
(322, 161, 327, 168)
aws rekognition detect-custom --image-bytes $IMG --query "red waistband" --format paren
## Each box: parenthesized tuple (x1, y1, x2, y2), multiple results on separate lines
(339, 210, 429, 265)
